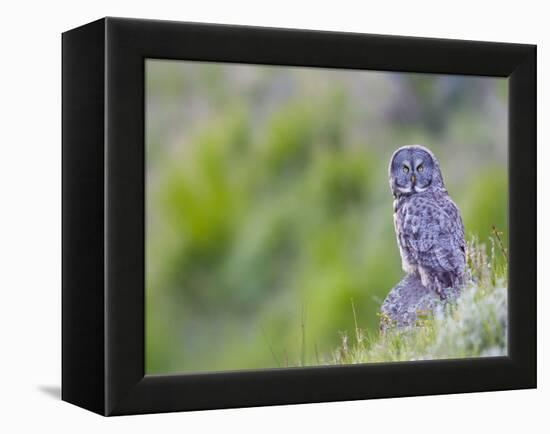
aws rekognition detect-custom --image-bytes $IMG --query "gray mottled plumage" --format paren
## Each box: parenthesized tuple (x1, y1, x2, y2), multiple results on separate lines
(381, 145, 465, 331)
(389, 145, 465, 298)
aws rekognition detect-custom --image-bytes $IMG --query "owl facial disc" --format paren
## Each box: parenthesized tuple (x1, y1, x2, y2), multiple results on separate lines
(389, 145, 446, 197)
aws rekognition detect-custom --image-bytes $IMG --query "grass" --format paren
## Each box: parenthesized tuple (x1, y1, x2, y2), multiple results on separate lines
(330, 234, 508, 365)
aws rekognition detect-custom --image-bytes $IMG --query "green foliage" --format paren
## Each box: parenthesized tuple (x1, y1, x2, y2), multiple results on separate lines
(332, 237, 507, 365)
(145, 60, 508, 374)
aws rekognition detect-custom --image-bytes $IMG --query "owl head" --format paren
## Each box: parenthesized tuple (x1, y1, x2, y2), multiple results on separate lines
(389, 145, 446, 198)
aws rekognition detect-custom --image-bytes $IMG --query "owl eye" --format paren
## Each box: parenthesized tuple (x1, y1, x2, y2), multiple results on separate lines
(402, 165, 409, 174)
(417, 164, 424, 173)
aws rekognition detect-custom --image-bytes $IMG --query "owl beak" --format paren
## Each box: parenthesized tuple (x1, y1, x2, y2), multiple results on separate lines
(411, 174, 416, 184)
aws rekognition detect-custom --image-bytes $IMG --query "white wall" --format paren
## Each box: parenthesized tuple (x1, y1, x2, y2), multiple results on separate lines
(0, 1, 545, 432)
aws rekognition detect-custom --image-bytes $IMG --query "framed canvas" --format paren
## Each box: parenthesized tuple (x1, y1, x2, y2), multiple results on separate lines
(62, 17, 536, 416)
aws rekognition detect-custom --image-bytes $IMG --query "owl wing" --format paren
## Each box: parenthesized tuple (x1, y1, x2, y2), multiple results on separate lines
(400, 195, 465, 275)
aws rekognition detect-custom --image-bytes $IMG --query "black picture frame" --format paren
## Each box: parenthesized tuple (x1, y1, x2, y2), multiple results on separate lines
(62, 17, 536, 416)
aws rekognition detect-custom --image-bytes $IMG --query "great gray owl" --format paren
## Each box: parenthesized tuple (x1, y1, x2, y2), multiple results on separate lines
(389, 145, 466, 299)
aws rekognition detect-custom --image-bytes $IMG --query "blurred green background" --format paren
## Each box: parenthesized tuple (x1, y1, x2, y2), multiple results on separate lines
(145, 60, 508, 374)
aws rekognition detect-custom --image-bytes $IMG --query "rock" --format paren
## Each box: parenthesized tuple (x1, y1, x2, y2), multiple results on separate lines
(379, 274, 458, 333)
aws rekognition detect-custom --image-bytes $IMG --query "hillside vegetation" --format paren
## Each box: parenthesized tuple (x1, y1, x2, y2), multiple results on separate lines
(332, 235, 508, 365)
